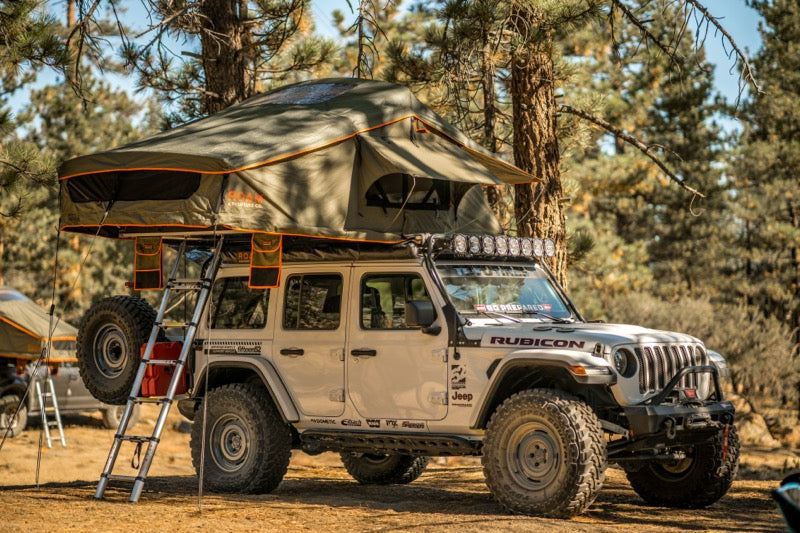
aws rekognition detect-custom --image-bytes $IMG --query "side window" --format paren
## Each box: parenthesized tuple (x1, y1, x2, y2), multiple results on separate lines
(210, 277, 270, 329)
(283, 274, 343, 330)
(361, 274, 431, 329)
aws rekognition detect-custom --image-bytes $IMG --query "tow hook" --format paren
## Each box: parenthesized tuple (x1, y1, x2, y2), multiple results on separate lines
(663, 417, 677, 440)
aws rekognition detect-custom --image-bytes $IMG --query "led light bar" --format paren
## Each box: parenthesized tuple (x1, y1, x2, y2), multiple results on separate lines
(441, 234, 555, 259)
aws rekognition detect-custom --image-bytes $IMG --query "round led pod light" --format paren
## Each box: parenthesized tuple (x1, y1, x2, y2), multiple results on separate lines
(481, 235, 495, 254)
(544, 238, 556, 257)
(495, 235, 509, 255)
(520, 238, 534, 257)
(532, 238, 544, 257)
(452, 234, 468, 255)
(468, 235, 481, 255)
(508, 237, 521, 256)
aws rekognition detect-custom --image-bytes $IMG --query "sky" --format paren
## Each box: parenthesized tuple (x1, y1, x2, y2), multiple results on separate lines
(31, 0, 764, 115)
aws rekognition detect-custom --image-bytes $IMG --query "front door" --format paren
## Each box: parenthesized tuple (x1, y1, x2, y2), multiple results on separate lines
(347, 267, 448, 421)
(273, 268, 348, 417)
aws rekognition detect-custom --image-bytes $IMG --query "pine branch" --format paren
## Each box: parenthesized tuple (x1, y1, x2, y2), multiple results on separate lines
(558, 104, 705, 198)
(682, 0, 761, 100)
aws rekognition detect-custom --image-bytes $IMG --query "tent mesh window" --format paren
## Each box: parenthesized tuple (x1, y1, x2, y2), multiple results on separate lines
(66, 171, 202, 203)
(365, 173, 451, 211)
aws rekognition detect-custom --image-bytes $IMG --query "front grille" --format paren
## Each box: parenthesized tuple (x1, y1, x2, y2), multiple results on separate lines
(633, 344, 708, 394)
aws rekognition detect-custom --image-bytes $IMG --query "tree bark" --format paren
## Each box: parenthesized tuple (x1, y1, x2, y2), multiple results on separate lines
(481, 31, 510, 227)
(199, 0, 248, 114)
(510, 2, 567, 286)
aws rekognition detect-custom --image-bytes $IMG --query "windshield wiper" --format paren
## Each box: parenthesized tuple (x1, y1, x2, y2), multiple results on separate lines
(525, 310, 573, 324)
(462, 310, 521, 325)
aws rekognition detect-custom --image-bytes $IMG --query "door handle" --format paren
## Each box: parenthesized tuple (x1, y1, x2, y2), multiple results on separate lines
(280, 348, 304, 356)
(351, 348, 377, 357)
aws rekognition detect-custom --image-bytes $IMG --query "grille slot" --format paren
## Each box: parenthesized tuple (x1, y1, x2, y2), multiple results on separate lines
(632, 344, 707, 394)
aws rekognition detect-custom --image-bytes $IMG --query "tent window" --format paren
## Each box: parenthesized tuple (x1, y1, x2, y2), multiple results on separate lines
(365, 173, 450, 211)
(66, 170, 202, 203)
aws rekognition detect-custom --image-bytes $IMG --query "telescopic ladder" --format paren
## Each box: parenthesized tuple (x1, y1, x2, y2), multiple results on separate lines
(35, 377, 66, 448)
(95, 237, 224, 502)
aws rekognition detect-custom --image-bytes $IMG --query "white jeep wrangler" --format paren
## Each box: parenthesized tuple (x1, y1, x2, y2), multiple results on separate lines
(77, 233, 738, 517)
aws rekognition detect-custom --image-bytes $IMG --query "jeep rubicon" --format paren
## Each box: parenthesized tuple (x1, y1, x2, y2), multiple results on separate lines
(76, 233, 738, 517)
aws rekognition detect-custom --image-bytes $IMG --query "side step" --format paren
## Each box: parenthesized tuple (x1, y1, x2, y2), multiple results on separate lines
(300, 430, 483, 456)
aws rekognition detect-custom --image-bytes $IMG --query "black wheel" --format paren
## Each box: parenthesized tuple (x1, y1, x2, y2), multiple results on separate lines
(0, 394, 27, 438)
(101, 404, 141, 430)
(625, 425, 739, 508)
(482, 389, 606, 518)
(77, 296, 156, 405)
(191, 383, 291, 494)
(340, 453, 429, 485)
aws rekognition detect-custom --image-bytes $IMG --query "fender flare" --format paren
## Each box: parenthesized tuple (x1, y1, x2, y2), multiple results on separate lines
(193, 357, 300, 423)
(470, 353, 616, 429)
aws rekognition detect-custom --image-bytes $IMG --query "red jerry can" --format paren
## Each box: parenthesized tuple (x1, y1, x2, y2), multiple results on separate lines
(139, 342, 187, 397)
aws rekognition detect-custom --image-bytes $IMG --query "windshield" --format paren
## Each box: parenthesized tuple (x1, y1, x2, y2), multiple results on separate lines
(435, 263, 573, 321)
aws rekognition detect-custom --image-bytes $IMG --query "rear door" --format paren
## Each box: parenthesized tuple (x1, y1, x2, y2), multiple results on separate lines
(347, 266, 448, 421)
(272, 266, 348, 417)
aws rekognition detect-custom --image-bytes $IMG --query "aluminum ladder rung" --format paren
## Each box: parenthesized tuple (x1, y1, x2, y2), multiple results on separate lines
(104, 474, 140, 483)
(142, 359, 181, 367)
(95, 237, 225, 503)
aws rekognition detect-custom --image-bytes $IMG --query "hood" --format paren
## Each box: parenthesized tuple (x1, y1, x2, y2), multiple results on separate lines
(473, 322, 701, 351)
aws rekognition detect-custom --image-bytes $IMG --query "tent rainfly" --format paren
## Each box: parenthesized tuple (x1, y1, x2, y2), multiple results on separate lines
(58, 78, 536, 242)
(0, 288, 77, 362)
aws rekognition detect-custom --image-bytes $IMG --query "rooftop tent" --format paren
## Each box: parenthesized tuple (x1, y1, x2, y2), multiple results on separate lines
(59, 78, 536, 241)
(0, 288, 77, 362)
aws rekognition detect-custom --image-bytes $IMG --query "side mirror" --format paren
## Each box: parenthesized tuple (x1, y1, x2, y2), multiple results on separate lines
(405, 300, 440, 335)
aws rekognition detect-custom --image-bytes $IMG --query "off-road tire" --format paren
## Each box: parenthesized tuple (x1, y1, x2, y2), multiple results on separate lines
(77, 296, 157, 405)
(0, 394, 27, 438)
(482, 389, 607, 518)
(340, 453, 429, 485)
(101, 404, 141, 430)
(625, 424, 740, 508)
(191, 383, 291, 494)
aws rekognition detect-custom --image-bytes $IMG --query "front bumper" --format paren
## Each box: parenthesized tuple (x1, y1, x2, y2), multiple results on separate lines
(609, 365, 735, 458)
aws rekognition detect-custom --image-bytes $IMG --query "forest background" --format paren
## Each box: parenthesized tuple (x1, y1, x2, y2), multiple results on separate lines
(0, 0, 797, 437)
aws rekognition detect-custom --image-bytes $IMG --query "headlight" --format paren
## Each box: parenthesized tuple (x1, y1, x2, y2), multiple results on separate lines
(452, 234, 468, 255)
(612, 348, 637, 377)
(468, 235, 481, 254)
(707, 350, 730, 379)
(508, 237, 521, 256)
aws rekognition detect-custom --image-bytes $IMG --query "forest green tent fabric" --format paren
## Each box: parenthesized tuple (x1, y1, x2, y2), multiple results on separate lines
(59, 78, 535, 241)
(0, 288, 77, 362)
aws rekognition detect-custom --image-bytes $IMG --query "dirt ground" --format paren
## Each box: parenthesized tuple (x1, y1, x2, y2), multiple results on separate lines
(0, 405, 790, 532)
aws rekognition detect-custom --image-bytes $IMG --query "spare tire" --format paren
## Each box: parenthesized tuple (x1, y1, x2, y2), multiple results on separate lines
(77, 296, 156, 405)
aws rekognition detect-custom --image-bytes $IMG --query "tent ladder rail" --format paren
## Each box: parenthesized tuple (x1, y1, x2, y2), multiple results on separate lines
(94, 236, 225, 502)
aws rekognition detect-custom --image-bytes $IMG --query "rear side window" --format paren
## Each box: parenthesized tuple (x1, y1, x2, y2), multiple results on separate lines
(283, 274, 343, 330)
(210, 277, 270, 329)
(361, 274, 430, 329)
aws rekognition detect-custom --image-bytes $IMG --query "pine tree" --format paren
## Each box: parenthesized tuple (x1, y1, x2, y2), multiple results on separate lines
(733, 0, 800, 343)
(390, 0, 755, 286)
(0, 74, 160, 321)
(0, 0, 70, 215)
(76, 0, 338, 122)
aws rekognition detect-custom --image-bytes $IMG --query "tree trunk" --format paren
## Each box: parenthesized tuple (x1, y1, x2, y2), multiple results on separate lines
(510, 2, 567, 286)
(199, 0, 248, 114)
(481, 31, 510, 229)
